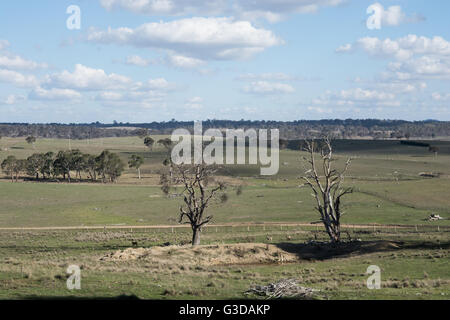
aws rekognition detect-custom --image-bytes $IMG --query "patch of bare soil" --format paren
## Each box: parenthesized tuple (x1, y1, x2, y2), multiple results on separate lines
(100, 241, 404, 266)
(100, 243, 299, 266)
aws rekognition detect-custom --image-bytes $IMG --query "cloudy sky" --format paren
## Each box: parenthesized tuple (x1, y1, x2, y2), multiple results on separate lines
(0, 0, 449, 123)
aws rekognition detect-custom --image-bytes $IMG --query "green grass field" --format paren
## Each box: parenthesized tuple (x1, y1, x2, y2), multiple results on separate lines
(0, 137, 449, 300)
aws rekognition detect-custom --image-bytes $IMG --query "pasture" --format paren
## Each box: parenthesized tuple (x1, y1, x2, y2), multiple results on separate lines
(0, 137, 449, 299)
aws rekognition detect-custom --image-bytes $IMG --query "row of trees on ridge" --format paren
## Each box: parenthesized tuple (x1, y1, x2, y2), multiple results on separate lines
(1, 150, 125, 183)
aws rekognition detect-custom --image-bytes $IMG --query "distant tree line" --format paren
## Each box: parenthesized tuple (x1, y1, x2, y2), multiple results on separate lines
(1, 150, 125, 183)
(0, 124, 141, 140)
(1, 119, 450, 140)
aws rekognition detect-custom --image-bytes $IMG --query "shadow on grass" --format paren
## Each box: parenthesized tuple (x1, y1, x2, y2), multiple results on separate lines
(275, 240, 450, 261)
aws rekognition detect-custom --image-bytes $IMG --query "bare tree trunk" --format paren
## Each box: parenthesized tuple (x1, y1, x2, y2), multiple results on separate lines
(138, 168, 141, 180)
(323, 221, 340, 243)
(192, 227, 201, 246)
(301, 138, 352, 244)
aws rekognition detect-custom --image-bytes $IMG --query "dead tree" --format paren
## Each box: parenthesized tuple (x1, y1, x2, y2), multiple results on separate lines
(161, 164, 226, 246)
(301, 137, 353, 243)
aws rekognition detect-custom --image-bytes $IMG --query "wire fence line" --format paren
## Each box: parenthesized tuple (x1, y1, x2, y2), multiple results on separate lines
(0, 222, 448, 234)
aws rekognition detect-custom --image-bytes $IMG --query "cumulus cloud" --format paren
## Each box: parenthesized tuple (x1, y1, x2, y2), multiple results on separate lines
(0, 69, 39, 88)
(99, 0, 226, 16)
(335, 43, 352, 53)
(306, 106, 333, 114)
(87, 17, 283, 61)
(338, 35, 450, 81)
(185, 96, 204, 109)
(310, 87, 401, 110)
(35, 63, 176, 108)
(0, 54, 48, 70)
(95, 90, 166, 109)
(243, 81, 295, 95)
(96, 90, 165, 102)
(367, 3, 424, 28)
(376, 81, 426, 94)
(339, 88, 395, 101)
(432, 92, 450, 101)
(387, 56, 450, 80)
(237, 72, 297, 81)
(0, 40, 47, 70)
(29, 87, 82, 101)
(0, 40, 10, 50)
(99, 0, 345, 22)
(234, 0, 346, 22)
(125, 55, 153, 67)
(139, 77, 175, 90)
(339, 35, 450, 61)
(166, 54, 205, 69)
(1, 94, 25, 105)
(45, 64, 132, 91)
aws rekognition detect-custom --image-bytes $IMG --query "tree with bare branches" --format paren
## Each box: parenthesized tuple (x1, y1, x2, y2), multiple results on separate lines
(161, 164, 227, 246)
(301, 137, 353, 243)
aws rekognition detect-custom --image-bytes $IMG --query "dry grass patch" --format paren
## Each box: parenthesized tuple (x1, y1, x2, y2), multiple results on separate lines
(100, 243, 300, 266)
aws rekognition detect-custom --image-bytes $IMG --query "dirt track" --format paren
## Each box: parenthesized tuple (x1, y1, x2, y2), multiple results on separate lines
(0, 222, 445, 231)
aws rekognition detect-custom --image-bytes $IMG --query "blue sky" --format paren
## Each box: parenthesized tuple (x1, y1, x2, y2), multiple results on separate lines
(0, 0, 449, 123)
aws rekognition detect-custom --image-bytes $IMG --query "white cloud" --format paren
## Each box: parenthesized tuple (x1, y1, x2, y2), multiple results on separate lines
(87, 17, 283, 61)
(99, 0, 226, 16)
(336, 43, 352, 53)
(432, 92, 450, 101)
(140, 78, 174, 90)
(307, 106, 333, 114)
(1, 94, 25, 105)
(339, 35, 450, 81)
(45, 64, 132, 91)
(237, 72, 297, 81)
(0, 40, 10, 51)
(311, 88, 401, 110)
(96, 90, 165, 102)
(125, 55, 152, 67)
(29, 87, 82, 101)
(234, 0, 346, 22)
(95, 90, 165, 109)
(0, 54, 47, 70)
(377, 81, 426, 94)
(339, 88, 395, 101)
(367, 3, 424, 28)
(99, 0, 344, 22)
(96, 91, 124, 101)
(340, 35, 450, 61)
(166, 54, 205, 69)
(387, 56, 450, 80)
(185, 96, 203, 109)
(38, 64, 175, 108)
(0, 69, 39, 88)
(243, 81, 295, 94)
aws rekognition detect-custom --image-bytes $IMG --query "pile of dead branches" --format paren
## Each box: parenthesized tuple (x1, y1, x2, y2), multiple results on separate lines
(245, 279, 319, 300)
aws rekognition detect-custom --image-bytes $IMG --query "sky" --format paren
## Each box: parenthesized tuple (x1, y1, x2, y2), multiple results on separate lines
(0, 0, 449, 123)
